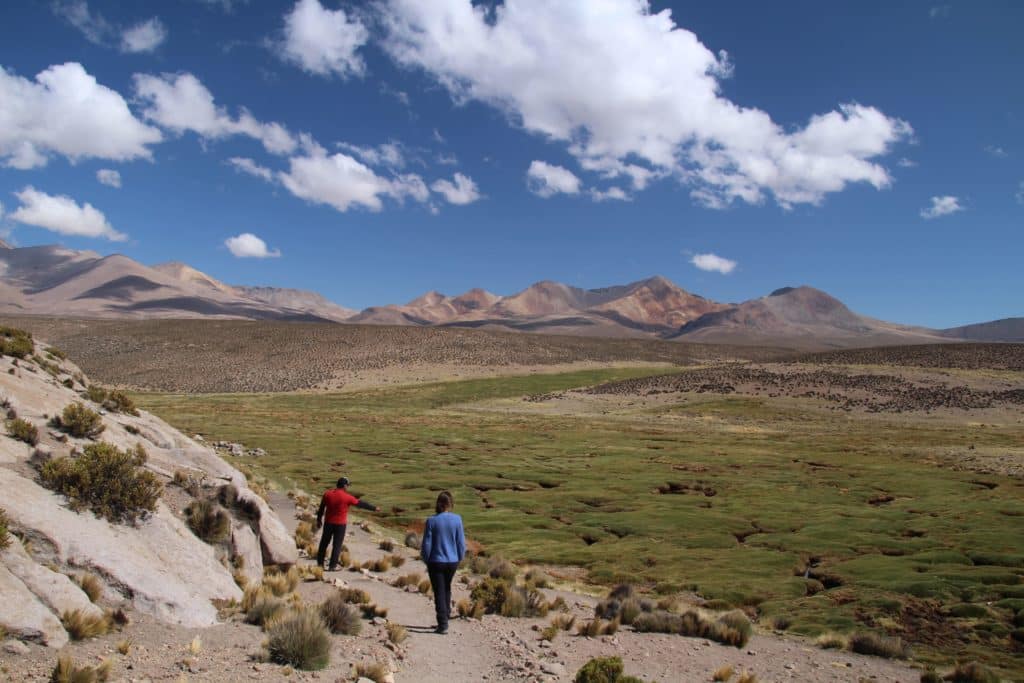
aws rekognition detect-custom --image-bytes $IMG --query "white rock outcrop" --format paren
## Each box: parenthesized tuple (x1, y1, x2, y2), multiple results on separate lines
(1, 539, 104, 622)
(0, 562, 68, 648)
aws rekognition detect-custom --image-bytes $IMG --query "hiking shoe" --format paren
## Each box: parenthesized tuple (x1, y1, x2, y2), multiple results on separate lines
(327, 565, 341, 572)
(435, 625, 448, 635)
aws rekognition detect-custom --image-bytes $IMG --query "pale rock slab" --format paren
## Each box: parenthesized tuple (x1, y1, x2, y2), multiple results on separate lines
(1, 539, 104, 622)
(230, 521, 264, 583)
(0, 562, 68, 648)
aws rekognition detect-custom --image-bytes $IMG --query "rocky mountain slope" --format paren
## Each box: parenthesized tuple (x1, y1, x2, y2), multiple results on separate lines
(0, 329, 295, 648)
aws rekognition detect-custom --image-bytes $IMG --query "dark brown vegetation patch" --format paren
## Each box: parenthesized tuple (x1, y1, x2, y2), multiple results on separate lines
(793, 343, 1024, 371)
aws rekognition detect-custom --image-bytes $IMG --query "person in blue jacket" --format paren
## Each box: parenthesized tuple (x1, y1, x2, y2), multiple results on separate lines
(420, 490, 466, 634)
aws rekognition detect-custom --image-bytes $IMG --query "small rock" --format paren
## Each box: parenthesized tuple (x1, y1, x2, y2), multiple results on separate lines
(540, 662, 565, 676)
(372, 616, 387, 626)
(357, 678, 375, 683)
(3, 639, 30, 655)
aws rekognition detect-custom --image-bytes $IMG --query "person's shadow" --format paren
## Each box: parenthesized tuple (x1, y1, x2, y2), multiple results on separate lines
(405, 624, 443, 634)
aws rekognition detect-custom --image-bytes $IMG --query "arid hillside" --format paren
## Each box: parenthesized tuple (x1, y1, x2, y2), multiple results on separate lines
(2, 317, 784, 393)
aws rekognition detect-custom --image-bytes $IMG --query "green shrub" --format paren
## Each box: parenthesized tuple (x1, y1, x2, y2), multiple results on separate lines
(6, 417, 39, 445)
(847, 632, 909, 659)
(50, 654, 111, 683)
(947, 661, 999, 683)
(46, 347, 68, 361)
(948, 603, 990, 619)
(319, 593, 362, 635)
(54, 403, 105, 439)
(265, 608, 331, 670)
(919, 670, 942, 683)
(0, 326, 34, 359)
(185, 499, 230, 544)
(0, 507, 10, 550)
(574, 656, 623, 683)
(40, 442, 162, 524)
(85, 385, 108, 404)
(102, 390, 138, 416)
(470, 577, 513, 614)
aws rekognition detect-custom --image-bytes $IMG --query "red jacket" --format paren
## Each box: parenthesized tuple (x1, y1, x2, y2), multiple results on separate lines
(318, 488, 361, 525)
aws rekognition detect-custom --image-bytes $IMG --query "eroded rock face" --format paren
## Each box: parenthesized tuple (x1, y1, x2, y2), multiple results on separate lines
(1, 540, 104, 622)
(0, 562, 68, 648)
(231, 521, 264, 584)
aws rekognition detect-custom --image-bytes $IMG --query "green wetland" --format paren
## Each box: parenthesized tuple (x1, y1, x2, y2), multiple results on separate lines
(137, 366, 1024, 676)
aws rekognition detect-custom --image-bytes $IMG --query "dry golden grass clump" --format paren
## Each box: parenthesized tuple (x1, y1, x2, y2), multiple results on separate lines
(360, 603, 388, 619)
(468, 576, 551, 618)
(185, 499, 231, 544)
(713, 664, 735, 681)
(244, 592, 287, 628)
(389, 553, 406, 568)
(456, 598, 485, 619)
(418, 578, 432, 594)
(76, 573, 103, 603)
(265, 607, 331, 670)
(386, 622, 407, 644)
(736, 673, 757, 683)
(40, 442, 161, 524)
(363, 556, 392, 573)
(0, 507, 10, 550)
(262, 566, 301, 596)
(50, 654, 111, 683)
(815, 632, 847, 650)
(945, 662, 999, 683)
(296, 564, 324, 582)
(595, 585, 656, 626)
(335, 587, 371, 605)
(632, 609, 752, 648)
(847, 631, 910, 659)
(61, 609, 111, 640)
(576, 618, 619, 637)
(354, 662, 390, 683)
(0, 325, 34, 359)
(294, 521, 314, 548)
(378, 538, 395, 552)
(116, 639, 131, 655)
(319, 593, 362, 635)
(53, 403, 105, 439)
(6, 417, 39, 445)
(392, 572, 424, 589)
(524, 567, 552, 589)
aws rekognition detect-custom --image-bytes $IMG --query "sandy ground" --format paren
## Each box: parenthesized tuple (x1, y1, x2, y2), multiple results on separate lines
(2, 490, 925, 683)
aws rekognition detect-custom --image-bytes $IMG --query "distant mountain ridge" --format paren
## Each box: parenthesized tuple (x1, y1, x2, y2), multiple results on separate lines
(0, 243, 1019, 349)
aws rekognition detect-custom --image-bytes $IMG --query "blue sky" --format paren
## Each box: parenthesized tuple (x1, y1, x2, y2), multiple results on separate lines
(0, 0, 1020, 328)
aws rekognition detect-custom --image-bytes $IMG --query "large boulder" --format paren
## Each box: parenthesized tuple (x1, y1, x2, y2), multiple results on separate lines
(1, 540, 104, 622)
(231, 521, 264, 584)
(0, 468, 242, 627)
(0, 563, 68, 648)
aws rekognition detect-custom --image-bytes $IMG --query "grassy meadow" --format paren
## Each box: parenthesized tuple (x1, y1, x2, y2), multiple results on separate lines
(136, 366, 1024, 674)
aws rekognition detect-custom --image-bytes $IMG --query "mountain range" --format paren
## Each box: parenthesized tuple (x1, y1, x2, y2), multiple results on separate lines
(0, 243, 1020, 349)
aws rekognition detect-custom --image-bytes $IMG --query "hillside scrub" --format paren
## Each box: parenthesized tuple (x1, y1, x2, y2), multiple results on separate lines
(185, 499, 231, 544)
(53, 402, 105, 439)
(265, 607, 331, 670)
(0, 507, 10, 550)
(50, 655, 111, 683)
(40, 442, 162, 524)
(0, 326, 34, 359)
(6, 417, 39, 445)
(573, 656, 647, 683)
(319, 593, 362, 635)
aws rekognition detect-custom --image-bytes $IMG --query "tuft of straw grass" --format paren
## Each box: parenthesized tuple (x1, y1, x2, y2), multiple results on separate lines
(61, 609, 111, 640)
(50, 655, 112, 683)
(386, 622, 407, 644)
(335, 587, 371, 604)
(76, 573, 103, 603)
(379, 538, 395, 552)
(262, 566, 300, 596)
(354, 662, 389, 683)
(319, 593, 362, 635)
(847, 632, 909, 659)
(736, 673, 757, 683)
(947, 661, 999, 683)
(265, 608, 331, 670)
(187, 636, 202, 655)
(185, 499, 230, 544)
(815, 632, 847, 650)
(117, 639, 132, 655)
(361, 603, 388, 619)
(0, 507, 11, 551)
(713, 664, 735, 681)
(6, 417, 39, 445)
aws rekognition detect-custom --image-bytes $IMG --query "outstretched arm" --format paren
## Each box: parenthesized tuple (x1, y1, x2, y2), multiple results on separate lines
(355, 500, 380, 512)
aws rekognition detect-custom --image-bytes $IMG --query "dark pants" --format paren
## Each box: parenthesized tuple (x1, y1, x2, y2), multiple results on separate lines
(427, 561, 459, 629)
(316, 523, 347, 569)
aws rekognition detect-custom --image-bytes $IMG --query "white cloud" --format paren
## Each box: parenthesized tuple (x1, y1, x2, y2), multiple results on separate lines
(96, 169, 122, 188)
(590, 186, 630, 202)
(227, 157, 274, 182)
(920, 195, 963, 219)
(896, 157, 917, 168)
(53, 1, 111, 45)
(134, 72, 297, 155)
(984, 145, 1008, 158)
(436, 152, 458, 166)
(121, 18, 167, 53)
(690, 252, 737, 274)
(526, 161, 581, 198)
(280, 0, 368, 78)
(380, 0, 911, 209)
(431, 172, 481, 205)
(224, 232, 281, 258)
(10, 186, 125, 241)
(336, 141, 406, 169)
(0, 63, 162, 169)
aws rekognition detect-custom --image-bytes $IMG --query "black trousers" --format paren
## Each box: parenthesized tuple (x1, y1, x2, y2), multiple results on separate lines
(316, 523, 347, 568)
(427, 561, 459, 629)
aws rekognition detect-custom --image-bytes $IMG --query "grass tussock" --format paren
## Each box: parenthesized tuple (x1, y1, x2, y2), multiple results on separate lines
(265, 607, 331, 670)
(389, 553, 406, 568)
(40, 442, 161, 524)
(947, 661, 999, 683)
(0, 326, 34, 359)
(61, 609, 111, 640)
(218, 484, 261, 522)
(364, 556, 392, 573)
(541, 622, 560, 642)
(245, 593, 287, 628)
(360, 603, 388, 619)
(76, 573, 103, 603)
(735, 673, 757, 683)
(319, 594, 362, 635)
(632, 609, 752, 648)
(335, 587, 371, 604)
(294, 521, 314, 548)
(386, 622, 407, 644)
(404, 531, 421, 549)
(392, 572, 423, 588)
(525, 567, 552, 589)
(354, 662, 390, 683)
(49, 655, 111, 683)
(116, 639, 131, 655)
(469, 576, 551, 618)
(847, 632, 910, 659)
(185, 499, 231, 544)
(713, 665, 735, 681)
(418, 578, 432, 594)
(815, 632, 847, 650)
(456, 598, 485, 619)
(262, 566, 300, 596)
(54, 403, 105, 439)
(297, 564, 323, 582)
(172, 470, 202, 497)
(573, 656, 623, 682)
(6, 417, 39, 445)
(0, 507, 10, 550)
(576, 618, 618, 637)
(379, 538, 395, 552)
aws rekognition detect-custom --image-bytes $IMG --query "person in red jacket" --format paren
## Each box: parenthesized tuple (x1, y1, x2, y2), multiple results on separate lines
(315, 476, 380, 570)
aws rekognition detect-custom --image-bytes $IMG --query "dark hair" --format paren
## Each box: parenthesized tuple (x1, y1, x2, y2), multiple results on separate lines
(336, 476, 350, 489)
(435, 491, 453, 514)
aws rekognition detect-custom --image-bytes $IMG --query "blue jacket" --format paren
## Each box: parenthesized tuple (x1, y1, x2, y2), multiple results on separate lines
(421, 511, 466, 564)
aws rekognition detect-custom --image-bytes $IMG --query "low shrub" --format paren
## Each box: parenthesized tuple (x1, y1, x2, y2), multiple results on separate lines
(50, 654, 111, 683)
(392, 572, 423, 589)
(102, 390, 138, 416)
(336, 587, 371, 604)
(386, 622, 407, 644)
(262, 567, 300, 596)
(847, 632, 909, 659)
(717, 610, 753, 647)
(54, 403, 105, 439)
(947, 661, 999, 683)
(6, 417, 39, 445)
(0, 326, 34, 359)
(470, 577, 513, 614)
(379, 538, 395, 552)
(389, 553, 406, 568)
(61, 609, 111, 640)
(265, 607, 331, 670)
(319, 594, 362, 635)
(0, 507, 10, 550)
(40, 442, 161, 524)
(525, 568, 551, 588)
(185, 499, 231, 544)
(487, 557, 517, 580)
(354, 662, 390, 683)
(77, 573, 103, 603)
(713, 665, 734, 682)
(361, 603, 388, 619)
(815, 632, 847, 650)
(541, 622, 560, 641)
(85, 385, 108, 404)
(574, 656, 623, 683)
(294, 521, 314, 547)
(404, 531, 421, 549)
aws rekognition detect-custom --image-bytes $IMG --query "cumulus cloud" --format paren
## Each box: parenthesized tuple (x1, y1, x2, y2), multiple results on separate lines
(54, 2, 167, 53)
(134, 72, 297, 155)
(279, 0, 368, 78)
(0, 63, 162, 169)
(380, 0, 911, 208)
(431, 172, 481, 205)
(920, 195, 963, 219)
(96, 169, 122, 188)
(336, 141, 406, 169)
(10, 186, 125, 241)
(590, 186, 630, 202)
(690, 252, 737, 274)
(227, 157, 274, 182)
(526, 161, 581, 198)
(121, 18, 167, 53)
(225, 232, 280, 258)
